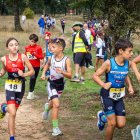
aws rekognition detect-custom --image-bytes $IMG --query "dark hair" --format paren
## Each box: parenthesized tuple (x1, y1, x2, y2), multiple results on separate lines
(29, 34, 38, 42)
(50, 38, 66, 49)
(6, 37, 19, 47)
(115, 38, 133, 55)
(97, 31, 104, 36)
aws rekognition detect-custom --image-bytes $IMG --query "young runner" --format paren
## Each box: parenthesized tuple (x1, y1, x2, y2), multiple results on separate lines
(93, 38, 134, 140)
(0, 37, 34, 140)
(25, 34, 44, 99)
(41, 38, 72, 136)
(131, 55, 140, 82)
(131, 55, 140, 139)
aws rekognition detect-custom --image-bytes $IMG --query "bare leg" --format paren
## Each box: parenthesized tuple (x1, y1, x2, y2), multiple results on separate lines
(8, 104, 17, 137)
(105, 114, 116, 140)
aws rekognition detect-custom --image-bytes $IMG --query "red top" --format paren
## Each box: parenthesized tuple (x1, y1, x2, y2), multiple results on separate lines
(5, 53, 24, 72)
(45, 31, 51, 41)
(25, 44, 44, 67)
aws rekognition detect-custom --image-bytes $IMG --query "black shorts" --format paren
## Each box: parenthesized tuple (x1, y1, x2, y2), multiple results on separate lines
(6, 80, 25, 108)
(47, 78, 64, 100)
(100, 88, 126, 116)
(74, 52, 86, 67)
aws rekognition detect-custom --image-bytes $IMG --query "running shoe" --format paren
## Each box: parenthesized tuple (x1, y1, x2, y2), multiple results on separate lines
(131, 129, 137, 140)
(52, 127, 63, 136)
(71, 76, 80, 82)
(97, 110, 107, 131)
(42, 103, 49, 120)
(136, 125, 140, 140)
(0, 103, 7, 119)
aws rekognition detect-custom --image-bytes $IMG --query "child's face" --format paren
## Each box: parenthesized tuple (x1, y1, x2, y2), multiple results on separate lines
(121, 47, 133, 60)
(29, 39, 36, 46)
(7, 39, 19, 54)
(45, 34, 50, 40)
(51, 43, 63, 54)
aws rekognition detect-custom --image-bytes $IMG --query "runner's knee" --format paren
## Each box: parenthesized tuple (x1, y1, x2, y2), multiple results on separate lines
(53, 102, 60, 108)
(117, 122, 125, 129)
(107, 120, 116, 128)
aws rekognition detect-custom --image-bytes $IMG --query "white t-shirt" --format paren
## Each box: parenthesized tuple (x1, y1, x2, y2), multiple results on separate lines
(96, 37, 105, 58)
(50, 55, 67, 80)
(84, 29, 91, 45)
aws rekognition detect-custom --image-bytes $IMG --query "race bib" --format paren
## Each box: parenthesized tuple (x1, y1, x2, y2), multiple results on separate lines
(109, 87, 125, 100)
(5, 80, 22, 92)
(26, 52, 36, 60)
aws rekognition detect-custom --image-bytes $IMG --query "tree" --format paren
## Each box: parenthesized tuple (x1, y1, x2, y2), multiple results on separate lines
(69, 0, 103, 17)
(14, 0, 23, 31)
(102, 0, 140, 44)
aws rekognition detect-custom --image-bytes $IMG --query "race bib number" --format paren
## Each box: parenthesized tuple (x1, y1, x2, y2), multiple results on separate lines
(5, 80, 22, 92)
(26, 52, 36, 60)
(109, 87, 125, 100)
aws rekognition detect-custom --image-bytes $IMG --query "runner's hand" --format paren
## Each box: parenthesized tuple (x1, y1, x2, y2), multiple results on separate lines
(18, 69, 24, 77)
(41, 74, 46, 80)
(102, 82, 112, 90)
(55, 68, 63, 74)
(128, 86, 134, 95)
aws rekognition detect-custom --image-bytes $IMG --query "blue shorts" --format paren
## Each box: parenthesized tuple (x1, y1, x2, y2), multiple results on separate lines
(100, 88, 126, 116)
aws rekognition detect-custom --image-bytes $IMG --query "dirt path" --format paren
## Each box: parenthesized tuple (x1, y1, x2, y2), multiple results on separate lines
(0, 92, 134, 140)
(0, 92, 50, 140)
(0, 91, 103, 140)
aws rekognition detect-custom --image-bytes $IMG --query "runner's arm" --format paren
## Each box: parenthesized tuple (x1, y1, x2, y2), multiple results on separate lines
(41, 58, 51, 80)
(125, 75, 134, 95)
(0, 57, 6, 77)
(93, 60, 111, 89)
(21, 54, 35, 77)
(131, 57, 140, 81)
(62, 58, 72, 79)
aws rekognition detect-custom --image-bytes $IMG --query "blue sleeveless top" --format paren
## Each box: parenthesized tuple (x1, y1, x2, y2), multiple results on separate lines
(106, 57, 129, 88)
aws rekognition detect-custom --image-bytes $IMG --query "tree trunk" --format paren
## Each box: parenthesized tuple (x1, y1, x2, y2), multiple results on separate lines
(1, 0, 5, 15)
(14, 0, 23, 31)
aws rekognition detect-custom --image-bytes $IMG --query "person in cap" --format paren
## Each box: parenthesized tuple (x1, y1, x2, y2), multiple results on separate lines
(71, 22, 89, 83)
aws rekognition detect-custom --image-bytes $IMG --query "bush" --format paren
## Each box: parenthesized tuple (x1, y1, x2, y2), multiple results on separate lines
(23, 8, 34, 19)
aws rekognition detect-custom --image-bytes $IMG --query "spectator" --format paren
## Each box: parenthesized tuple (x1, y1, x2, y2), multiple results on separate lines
(38, 15, 45, 37)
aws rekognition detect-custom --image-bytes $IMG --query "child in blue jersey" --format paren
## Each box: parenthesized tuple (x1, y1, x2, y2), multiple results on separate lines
(93, 38, 134, 140)
(45, 40, 53, 77)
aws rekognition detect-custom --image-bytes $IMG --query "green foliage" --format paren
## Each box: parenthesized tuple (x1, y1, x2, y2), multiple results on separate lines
(23, 8, 34, 19)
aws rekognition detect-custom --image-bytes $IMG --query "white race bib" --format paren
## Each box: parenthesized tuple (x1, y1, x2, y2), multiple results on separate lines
(26, 52, 37, 60)
(5, 80, 22, 92)
(109, 87, 125, 100)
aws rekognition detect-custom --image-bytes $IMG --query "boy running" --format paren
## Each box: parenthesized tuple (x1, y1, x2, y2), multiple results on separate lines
(25, 34, 44, 99)
(93, 38, 134, 140)
(0, 37, 34, 140)
(41, 38, 72, 136)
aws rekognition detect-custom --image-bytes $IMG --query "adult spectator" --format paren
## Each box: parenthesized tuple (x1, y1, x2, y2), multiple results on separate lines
(38, 15, 45, 37)
(95, 31, 106, 71)
(71, 22, 89, 82)
(51, 16, 56, 29)
(21, 15, 26, 24)
(83, 23, 94, 69)
(60, 17, 66, 34)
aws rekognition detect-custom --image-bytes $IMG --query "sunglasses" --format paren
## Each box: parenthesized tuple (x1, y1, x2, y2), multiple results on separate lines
(51, 38, 62, 45)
